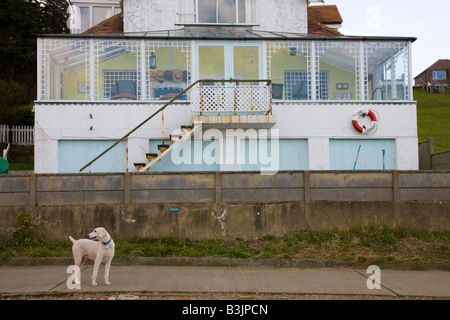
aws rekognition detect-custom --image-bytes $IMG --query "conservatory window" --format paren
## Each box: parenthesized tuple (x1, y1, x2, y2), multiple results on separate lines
(365, 42, 410, 100)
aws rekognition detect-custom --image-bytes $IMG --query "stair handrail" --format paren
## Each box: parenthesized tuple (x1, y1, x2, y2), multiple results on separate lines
(79, 79, 272, 172)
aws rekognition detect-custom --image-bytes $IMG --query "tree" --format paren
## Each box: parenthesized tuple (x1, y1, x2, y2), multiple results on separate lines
(0, 0, 69, 124)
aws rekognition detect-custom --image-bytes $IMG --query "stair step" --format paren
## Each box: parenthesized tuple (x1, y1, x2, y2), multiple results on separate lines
(170, 134, 180, 142)
(158, 144, 170, 153)
(181, 125, 193, 131)
(134, 163, 146, 171)
(146, 153, 158, 161)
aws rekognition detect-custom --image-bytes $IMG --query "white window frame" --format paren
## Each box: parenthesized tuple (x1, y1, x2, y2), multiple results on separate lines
(432, 70, 446, 80)
(177, 0, 257, 26)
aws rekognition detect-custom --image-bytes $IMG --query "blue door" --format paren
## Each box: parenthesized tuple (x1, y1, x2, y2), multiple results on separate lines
(241, 139, 309, 171)
(59, 140, 127, 173)
(330, 139, 395, 170)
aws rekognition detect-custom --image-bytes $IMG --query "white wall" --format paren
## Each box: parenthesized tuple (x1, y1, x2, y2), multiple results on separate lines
(123, 0, 178, 32)
(256, 0, 308, 33)
(123, 0, 308, 33)
(34, 102, 192, 173)
(34, 101, 419, 173)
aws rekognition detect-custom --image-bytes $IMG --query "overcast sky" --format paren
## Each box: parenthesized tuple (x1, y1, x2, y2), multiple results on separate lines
(320, 0, 450, 77)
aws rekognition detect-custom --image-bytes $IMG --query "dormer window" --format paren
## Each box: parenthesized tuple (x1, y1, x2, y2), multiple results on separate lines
(177, 0, 256, 25)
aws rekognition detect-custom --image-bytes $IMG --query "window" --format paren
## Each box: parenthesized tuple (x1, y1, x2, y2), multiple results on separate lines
(283, 71, 329, 100)
(69, 2, 121, 34)
(178, 0, 256, 25)
(433, 70, 446, 80)
(103, 70, 138, 99)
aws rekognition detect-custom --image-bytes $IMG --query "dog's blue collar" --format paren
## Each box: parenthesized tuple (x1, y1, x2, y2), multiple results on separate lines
(102, 238, 112, 246)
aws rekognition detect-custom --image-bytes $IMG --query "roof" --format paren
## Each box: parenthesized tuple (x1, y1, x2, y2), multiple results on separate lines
(307, 17, 342, 36)
(83, 13, 123, 34)
(414, 59, 450, 78)
(308, 5, 343, 25)
(427, 59, 450, 70)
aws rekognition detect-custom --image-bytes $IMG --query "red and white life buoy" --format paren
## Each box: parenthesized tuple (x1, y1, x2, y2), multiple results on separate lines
(352, 109, 379, 134)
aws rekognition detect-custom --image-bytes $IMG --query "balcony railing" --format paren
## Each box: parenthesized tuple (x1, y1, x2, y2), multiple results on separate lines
(190, 80, 272, 115)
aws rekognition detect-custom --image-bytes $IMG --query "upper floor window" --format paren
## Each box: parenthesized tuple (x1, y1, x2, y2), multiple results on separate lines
(69, 1, 121, 34)
(432, 70, 446, 80)
(178, 0, 256, 25)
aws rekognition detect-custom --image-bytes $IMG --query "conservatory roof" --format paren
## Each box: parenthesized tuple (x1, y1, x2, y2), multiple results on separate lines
(38, 28, 416, 42)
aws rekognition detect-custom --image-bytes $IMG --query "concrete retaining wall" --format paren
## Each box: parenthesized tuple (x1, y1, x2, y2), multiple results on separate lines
(1, 171, 449, 240)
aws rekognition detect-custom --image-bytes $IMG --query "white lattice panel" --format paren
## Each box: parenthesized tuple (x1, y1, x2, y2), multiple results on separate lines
(191, 83, 271, 114)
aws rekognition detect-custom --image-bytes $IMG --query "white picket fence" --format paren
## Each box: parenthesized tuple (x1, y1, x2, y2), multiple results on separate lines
(0, 124, 34, 146)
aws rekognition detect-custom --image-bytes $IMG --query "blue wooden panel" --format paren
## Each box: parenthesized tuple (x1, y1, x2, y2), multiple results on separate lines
(149, 139, 220, 172)
(241, 139, 309, 171)
(330, 139, 395, 170)
(59, 140, 127, 173)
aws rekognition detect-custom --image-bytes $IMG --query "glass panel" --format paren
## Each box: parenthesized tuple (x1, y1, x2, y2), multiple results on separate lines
(267, 42, 311, 100)
(218, 0, 236, 24)
(198, 0, 217, 23)
(233, 46, 259, 80)
(93, 7, 112, 26)
(40, 39, 90, 100)
(317, 42, 359, 100)
(178, 0, 195, 23)
(96, 41, 139, 100)
(198, 46, 225, 80)
(79, 7, 90, 33)
(238, 0, 246, 23)
(365, 42, 409, 100)
(433, 71, 446, 80)
(148, 44, 190, 100)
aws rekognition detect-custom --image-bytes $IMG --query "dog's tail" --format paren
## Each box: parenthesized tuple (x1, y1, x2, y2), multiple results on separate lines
(69, 236, 76, 244)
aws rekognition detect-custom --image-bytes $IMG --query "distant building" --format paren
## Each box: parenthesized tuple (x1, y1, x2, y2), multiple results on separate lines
(414, 59, 450, 86)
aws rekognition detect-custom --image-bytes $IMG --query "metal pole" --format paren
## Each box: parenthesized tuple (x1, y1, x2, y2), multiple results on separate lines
(353, 145, 361, 170)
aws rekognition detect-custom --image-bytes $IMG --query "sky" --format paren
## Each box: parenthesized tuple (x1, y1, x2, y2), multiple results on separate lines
(318, 0, 450, 77)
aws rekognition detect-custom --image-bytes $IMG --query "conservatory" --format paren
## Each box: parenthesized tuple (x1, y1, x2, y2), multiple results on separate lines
(37, 30, 414, 103)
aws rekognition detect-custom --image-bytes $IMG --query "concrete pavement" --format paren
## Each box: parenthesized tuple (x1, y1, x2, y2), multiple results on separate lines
(1, 262, 449, 298)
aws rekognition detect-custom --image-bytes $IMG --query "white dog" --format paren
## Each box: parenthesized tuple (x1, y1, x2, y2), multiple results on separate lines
(69, 227, 115, 286)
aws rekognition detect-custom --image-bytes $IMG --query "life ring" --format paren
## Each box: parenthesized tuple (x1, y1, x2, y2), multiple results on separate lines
(352, 109, 379, 134)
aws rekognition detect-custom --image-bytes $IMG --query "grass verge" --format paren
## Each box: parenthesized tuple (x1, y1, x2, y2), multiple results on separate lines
(415, 87, 450, 152)
(1, 225, 449, 269)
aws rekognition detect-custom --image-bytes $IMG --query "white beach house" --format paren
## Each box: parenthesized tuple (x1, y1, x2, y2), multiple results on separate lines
(34, 0, 418, 173)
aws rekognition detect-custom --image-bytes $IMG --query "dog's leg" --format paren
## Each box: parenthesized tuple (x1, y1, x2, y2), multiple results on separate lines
(104, 260, 112, 285)
(91, 259, 101, 286)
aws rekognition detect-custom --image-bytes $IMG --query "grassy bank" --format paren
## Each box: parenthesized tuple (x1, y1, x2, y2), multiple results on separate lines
(1, 225, 449, 269)
(415, 87, 450, 152)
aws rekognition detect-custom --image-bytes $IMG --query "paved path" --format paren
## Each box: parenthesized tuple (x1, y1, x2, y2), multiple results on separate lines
(1, 265, 449, 298)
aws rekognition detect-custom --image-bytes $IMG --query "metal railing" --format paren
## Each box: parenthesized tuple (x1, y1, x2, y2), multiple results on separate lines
(79, 79, 272, 172)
